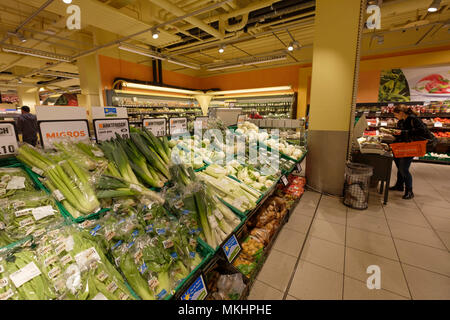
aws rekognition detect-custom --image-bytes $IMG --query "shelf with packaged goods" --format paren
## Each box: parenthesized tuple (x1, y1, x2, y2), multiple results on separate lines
(356, 112, 450, 118)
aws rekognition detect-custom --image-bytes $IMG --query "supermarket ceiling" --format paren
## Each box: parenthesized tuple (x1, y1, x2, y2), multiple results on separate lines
(0, 0, 450, 93)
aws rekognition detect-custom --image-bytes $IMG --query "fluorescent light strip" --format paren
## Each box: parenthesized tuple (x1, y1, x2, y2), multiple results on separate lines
(118, 45, 165, 61)
(122, 82, 202, 95)
(167, 59, 200, 70)
(2, 45, 71, 62)
(244, 56, 287, 66)
(208, 86, 292, 95)
(206, 55, 287, 71)
(39, 71, 79, 79)
(207, 64, 243, 71)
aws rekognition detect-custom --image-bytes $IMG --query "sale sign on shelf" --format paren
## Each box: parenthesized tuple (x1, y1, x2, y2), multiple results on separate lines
(169, 117, 188, 135)
(0, 122, 19, 157)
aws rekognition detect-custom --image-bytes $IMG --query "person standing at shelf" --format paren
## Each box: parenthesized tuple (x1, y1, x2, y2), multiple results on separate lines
(389, 105, 437, 200)
(16, 106, 39, 147)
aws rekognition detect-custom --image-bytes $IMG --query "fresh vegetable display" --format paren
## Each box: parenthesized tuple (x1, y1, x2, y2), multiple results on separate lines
(0, 167, 35, 199)
(1, 191, 65, 245)
(166, 164, 242, 249)
(33, 225, 134, 300)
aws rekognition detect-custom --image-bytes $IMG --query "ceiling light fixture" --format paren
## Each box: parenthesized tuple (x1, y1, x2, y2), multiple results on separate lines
(62, 0, 72, 4)
(209, 86, 292, 95)
(39, 71, 80, 79)
(122, 82, 202, 95)
(428, 0, 440, 12)
(39, 87, 45, 92)
(17, 79, 22, 84)
(152, 29, 160, 39)
(166, 59, 200, 70)
(118, 44, 165, 60)
(218, 45, 225, 54)
(287, 43, 294, 51)
(118, 44, 199, 70)
(206, 55, 287, 71)
(7, 31, 26, 42)
(1, 44, 71, 62)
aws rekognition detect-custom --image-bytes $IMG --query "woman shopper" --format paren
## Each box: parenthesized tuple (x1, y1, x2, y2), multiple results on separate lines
(389, 105, 437, 200)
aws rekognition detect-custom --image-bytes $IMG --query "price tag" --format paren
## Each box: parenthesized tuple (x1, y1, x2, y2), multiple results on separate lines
(281, 175, 289, 186)
(143, 118, 167, 137)
(222, 234, 241, 263)
(0, 123, 18, 156)
(388, 103, 394, 107)
(296, 163, 302, 173)
(180, 274, 208, 300)
(94, 119, 130, 142)
(237, 114, 246, 124)
(169, 117, 187, 135)
(194, 117, 209, 129)
(434, 122, 443, 128)
(380, 121, 388, 127)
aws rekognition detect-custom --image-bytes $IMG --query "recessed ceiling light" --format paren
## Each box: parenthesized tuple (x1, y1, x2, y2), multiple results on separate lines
(219, 45, 225, 54)
(62, 0, 72, 4)
(152, 29, 160, 39)
(428, 0, 440, 12)
(39, 87, 45, 92)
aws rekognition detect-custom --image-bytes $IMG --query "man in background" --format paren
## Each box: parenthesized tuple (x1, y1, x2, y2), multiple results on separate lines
(16, 106, 38, 146)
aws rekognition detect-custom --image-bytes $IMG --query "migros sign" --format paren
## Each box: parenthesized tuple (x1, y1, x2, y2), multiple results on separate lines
(45, 130, 87, 139)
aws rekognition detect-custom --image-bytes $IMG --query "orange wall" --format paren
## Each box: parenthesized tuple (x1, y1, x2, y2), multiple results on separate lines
(356, 70, 381, 103)
(198, 65, 301, 91)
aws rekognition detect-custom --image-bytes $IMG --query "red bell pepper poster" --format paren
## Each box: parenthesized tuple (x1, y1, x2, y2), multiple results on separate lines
(379, 65, 450, 102)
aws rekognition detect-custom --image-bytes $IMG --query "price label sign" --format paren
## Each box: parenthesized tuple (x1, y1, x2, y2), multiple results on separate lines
(281, 175, 289, 186)
(222, 234, 241, 263)
(296, 163, 302, 173)
(434, 122, 443, 128)
(388, 103, 394, 107)
(169, 117, 187, 135)
(180, 274, 208, 300)
(194, 117, 209, 129)
(0, 122, 18, 156)
(143, 118, 167, 137)
(380, 121, 388, 127)
(39, 120, 90, 149)
(94, 119, 129, 142)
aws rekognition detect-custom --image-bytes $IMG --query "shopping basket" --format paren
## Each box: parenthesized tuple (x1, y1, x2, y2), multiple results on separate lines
(390, 140, 427, 158)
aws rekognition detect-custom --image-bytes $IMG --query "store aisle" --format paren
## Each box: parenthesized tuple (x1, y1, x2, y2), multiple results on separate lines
(248, 163, 450, 300)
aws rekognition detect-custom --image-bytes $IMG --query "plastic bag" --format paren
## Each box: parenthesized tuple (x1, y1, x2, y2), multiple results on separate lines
(0, 167, 35, 199)
(34, 225, 134, 300)
(2, 191, 65, 244)
(216, 273, 246, 300)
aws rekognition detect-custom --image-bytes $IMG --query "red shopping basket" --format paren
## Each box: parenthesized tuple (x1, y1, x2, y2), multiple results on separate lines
(390, 140, 427, 158)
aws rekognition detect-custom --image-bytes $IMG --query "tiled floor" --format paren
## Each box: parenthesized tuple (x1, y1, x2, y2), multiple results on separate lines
(248, 162, 450, 300)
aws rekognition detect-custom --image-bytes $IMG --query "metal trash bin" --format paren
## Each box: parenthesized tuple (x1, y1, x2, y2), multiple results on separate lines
(344, 162, 373, 210)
